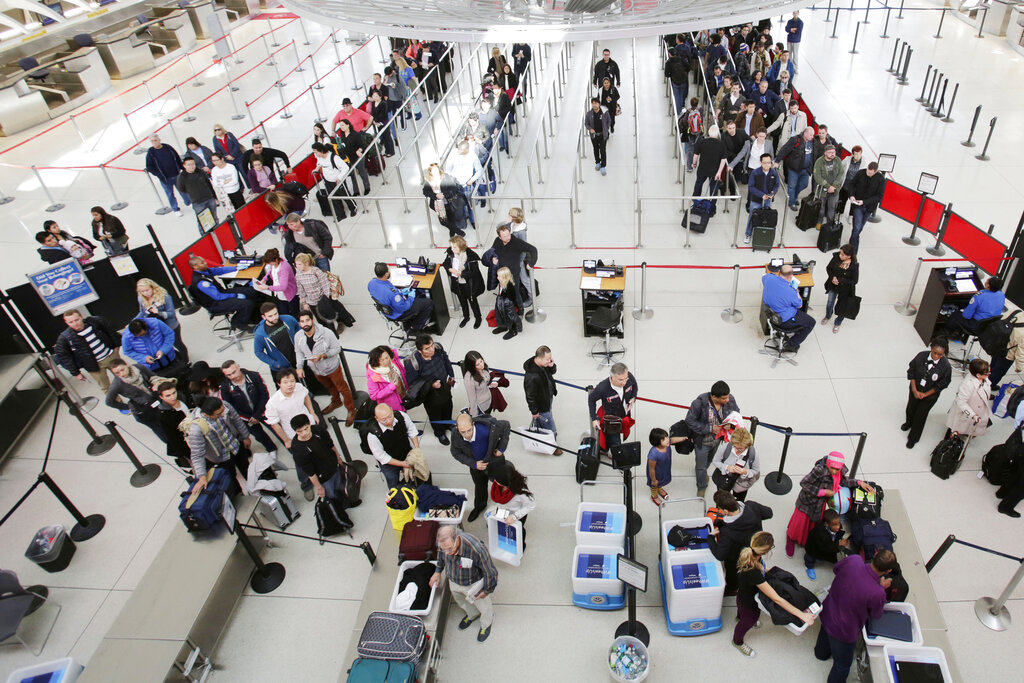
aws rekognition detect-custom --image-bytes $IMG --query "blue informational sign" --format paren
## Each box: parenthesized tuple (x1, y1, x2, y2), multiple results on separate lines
(26, 258, 98, 315)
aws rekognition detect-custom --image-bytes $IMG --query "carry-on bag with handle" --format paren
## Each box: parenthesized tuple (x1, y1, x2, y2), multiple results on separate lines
(345, 657, 415, 683)
(576, 436, 600, 483)
(750, 201, 777, 252)
(258, 490, 300, 529)
(930, 429, 974, 480)
(519, 418, 557, 455)
(397, 519, 439, 562)
(796, 196, 821, 231)
(356, 611, 427, 662)
(817, 217, 843, 252)
(178, 466, 233, 532)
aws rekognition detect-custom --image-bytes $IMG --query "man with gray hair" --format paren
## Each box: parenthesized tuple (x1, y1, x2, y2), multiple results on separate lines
(588, 362, 639, 451)
(429, 526, 499, 642)
(145, 133, 186, 216)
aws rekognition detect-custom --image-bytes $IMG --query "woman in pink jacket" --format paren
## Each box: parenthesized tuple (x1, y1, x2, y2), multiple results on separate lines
(366, 345, 408, 411)
(254, 248, 299, 318)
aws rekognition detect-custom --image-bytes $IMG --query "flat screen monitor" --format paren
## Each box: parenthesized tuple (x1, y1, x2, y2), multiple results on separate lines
(583, 259, 597, 272)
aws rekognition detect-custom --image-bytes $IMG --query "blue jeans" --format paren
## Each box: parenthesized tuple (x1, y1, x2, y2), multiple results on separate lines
(191, 198, 219, 231)
(684, 140, 695, 169)
(850, 204, 869, 250)
(804, 552, 817, 569)
(786, 168, 811, 207)
(814, 627, 856, 683)
(534, 411, 557, 438)
(315, 256, 331, 273)
(671, 82, 689, 114)
(321, 468, 344, 503)
(694, 441, 719, 490)
(158, 176, 189, 211)
(825, 290, 844, 326)
(382, 463, 403, 491)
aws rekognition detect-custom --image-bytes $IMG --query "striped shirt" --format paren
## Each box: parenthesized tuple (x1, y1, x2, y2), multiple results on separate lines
(77, 325, 112, 361)
(436, 531, 498, 593)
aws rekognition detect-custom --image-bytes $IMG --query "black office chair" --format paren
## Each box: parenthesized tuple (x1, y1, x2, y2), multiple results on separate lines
(587, 298, 625, 367)
(73, 34, 95, 48)
(949, 314, 1002, 375)
(187, 283, 253, 352)
(18, 57, 49, 83)
(372, 301, 415, 356)
(761, 310, 799, 368)
(0, 570, 60, 655)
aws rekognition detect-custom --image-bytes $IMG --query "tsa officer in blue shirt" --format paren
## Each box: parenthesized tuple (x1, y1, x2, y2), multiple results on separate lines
(762, 264, 815, 351)
(367, 262, 433, 330)
(947, 276, 1005, 338)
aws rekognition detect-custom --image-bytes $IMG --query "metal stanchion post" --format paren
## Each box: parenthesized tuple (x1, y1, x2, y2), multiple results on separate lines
(525, 265, 546, 324)
(37, 472, 106, 542)
(632, 262, 654, 320)
(881, 7, 893, 37)
(99, 165, 129, 211)
(975, 117, 996, 161)
(142, 79, 155, 101)
(636, 199, 643, 247)
(233, 519, 286, 593)
(916, 65, 933, 102)
(176, 85, 195, 122)
(977, 7, 989, 38)
(124, 114, 146, 155)
(931, 79, 949, 117)
(721, 264, 743, 323)
(309, 54, 324, 89)
(309, 87, 325, 123)
(272, 55, 285, 86)
(961, 105, 982, 146)
(164, 117, 184, 149)
(186, 52, 204, 86)
(299, 18, 311, 46)
(683, 205, 692, 248)
(850, 21, 862, 54)
(897, 47, 912, 85)
(942, 83, 959, 123)
(331, 33, 342, 65)
(259, 122, 270, 146)
(292, 42, 305, 72)
(349, 57, 360, 90)
(227, 76, 245, 120)
(925, 535, 957, 572)
(277, 83, 292, 119)
(103, 421, 161, 487)
(935, 8, 947, 38)
(926, 206, 950, 256)
(31, 166, 65, 213)
(69, 113, 87, 144)
(887, 39, 902, 73)
(145, 172, 174, 215)
(376, 35, 388, 64)
(831, 12, 840, 38)
(864, 1, 871, 22)
(765, 427, 794, 495)
(926, 72, 943, 110)
(374, 199, 392, 248)
(568, 198, 577, 249)
(58, 391, 116, 454)
(898, 0, 905, 18)
(825, 0, 833, 21)
(894, 257, 923, 316)
(975, 560, 1024, 631)
(902, 194, 927, 246)
(552, 82, 559, 117)
(263, 34, 276, 65)
(778, 201, 790, 247)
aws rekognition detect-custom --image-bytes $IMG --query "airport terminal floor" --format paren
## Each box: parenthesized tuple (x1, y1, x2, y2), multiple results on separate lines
(1, 3, 1024, 681)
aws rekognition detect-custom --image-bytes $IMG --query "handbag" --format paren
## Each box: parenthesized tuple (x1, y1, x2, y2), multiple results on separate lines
(402, 377, 431, 409)
(601, 414, 623, 436)
(519, 418, 557, 455)
(835, 293, 862, 320)
(488, 370, 510, 412)
(385, 486, 417, 532)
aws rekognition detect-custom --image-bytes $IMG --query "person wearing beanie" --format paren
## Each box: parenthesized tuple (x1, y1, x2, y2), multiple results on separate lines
(784, 451, 876, 557)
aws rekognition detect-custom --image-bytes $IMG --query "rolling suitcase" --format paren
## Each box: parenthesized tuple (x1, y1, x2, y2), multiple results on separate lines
(750, 205, 778, 253)
(346, 658, 416, 683)
(258, 490, 300, 529)
(356, 612, 427, 662)
(366, 154, 385, 176)
(575, 436, 600, 483)
(796, 197, 821, 231)
(397, 519, 439, 562)
(817, 218, 842, 252)
(930, 431, 972, 480)
(687, 199, 715, 234)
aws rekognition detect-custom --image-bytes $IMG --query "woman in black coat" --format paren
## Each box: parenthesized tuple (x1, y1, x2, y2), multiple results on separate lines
(821, 243, 859, 333)
(335, 118, 371, 196)
(599, 77, 620, 134)
(422, 163, 468, 237)
(442, 235, 484, 328)
(90, 206, 128, 255)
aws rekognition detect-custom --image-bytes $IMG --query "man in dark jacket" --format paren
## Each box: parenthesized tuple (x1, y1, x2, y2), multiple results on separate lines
(903, 339, 952, 449)
(592, 48, 620, 87)
(523, 345, 562, 454)
(847, 162, 886, 251)
(404, 335, 456, 444)
(145, 133, 187, 216)
(241, 139, 291, 181)
(665, 45, 690, 114)
(176, 157, 219, 231)
(588, 362, 639, 451)
(451, 413, 510, 521)
(707, 492, 773, 591)
(584, 98, 611, 176)
(511, 43, 532, 94)
(220, 360, 278, 456)
(35, 232, 73, 264)
(811, 124, 840, 164)
(282, 213, 334, 272)
(745, 153, 780, 243)
(685, 380, 741, 497)
(775, 126, 815, 210)
(488, 224, 538, 306)
(106, 359, 165, 442)
(54, 309, 121, 391)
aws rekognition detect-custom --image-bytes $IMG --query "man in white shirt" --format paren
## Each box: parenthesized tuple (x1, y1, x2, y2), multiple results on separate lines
(264, 368, 321, 500)
(210, 153, 245, 210)
(312, 142, 354, 220)
(363, 403, 421, 490)
(444, 141, 483, 230)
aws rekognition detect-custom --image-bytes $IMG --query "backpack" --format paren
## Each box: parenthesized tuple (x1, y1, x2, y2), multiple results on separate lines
(886, 561, 910, 603)
(178, 411, 211, 437)
(850, 517, 896, 560)
(982, 442, 1020, 486)
(686, 109, 703, 141)
(978, 311, 1023, 358)
(315, 497, 353, 540)
(930, 434, 966, 480)
(849, 483, 884, 520)
(281, 180, 309, 198)
(359, 410, 406, 456)
(669, 59, 689, 85)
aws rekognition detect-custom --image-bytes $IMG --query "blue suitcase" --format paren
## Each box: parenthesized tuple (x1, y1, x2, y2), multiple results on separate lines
(346, 658, 416, 682)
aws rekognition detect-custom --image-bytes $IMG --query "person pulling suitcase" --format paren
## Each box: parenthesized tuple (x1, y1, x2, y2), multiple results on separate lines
(746, 153, 780, 247)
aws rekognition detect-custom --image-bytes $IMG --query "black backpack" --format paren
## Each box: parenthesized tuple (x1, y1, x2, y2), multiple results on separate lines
(978, 310, 1024, 358)
(669, 58, 689, 85)
(669, 419, 695, 455)
(849, 483, 884, 520)
(281, 180, 309, 198)
(1006, 387, 1024, 421)
(315, 497, 353, 540)
(982, 441, 1020, 486)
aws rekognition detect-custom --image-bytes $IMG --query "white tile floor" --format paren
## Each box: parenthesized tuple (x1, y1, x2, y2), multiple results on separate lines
(1, 3, 1023, 681)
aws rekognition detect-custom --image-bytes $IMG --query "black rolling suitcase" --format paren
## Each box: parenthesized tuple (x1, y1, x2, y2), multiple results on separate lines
(575, 436, 600, 483)
(817, 218, 843, 252)
(686, 199, 715, 233)
(750, 204, 778, 253)
(796, 196, 821, 231)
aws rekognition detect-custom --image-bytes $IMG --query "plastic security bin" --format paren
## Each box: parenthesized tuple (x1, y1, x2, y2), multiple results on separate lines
(24, 525, 76, 573)
(661, 516, 713, 560)
(5, 658, 83, 683)
(388, 560, 438, 616)
(572, 544, 625, 610)
(413, 487, 469, 525)
(660, 548, 724, 635)
(576, 502, 627, 549)
(882, 644, 953, 683)
(863, 602, 923, 649)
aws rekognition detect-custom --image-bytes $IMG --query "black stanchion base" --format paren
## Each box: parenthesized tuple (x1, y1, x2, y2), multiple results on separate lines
(250, 562, 286, 593)
(86, 435, 117, 456)
(178, 303, 202, 316)
(764, 472, 793, 496)
(70, 514, 106, 542)
(130, 463, 162, 488)
(627, 511, 643, 537)
(615, 620, 650, 647)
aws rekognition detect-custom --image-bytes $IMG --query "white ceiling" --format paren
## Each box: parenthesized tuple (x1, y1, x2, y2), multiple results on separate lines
(281, 0, 811, 42)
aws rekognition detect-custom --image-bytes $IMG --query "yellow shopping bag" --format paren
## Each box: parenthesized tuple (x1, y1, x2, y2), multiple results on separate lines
(386, 486, 417, 533)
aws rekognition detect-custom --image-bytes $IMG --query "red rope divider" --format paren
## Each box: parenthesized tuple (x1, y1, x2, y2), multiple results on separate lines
(921, 257, 1014, 263)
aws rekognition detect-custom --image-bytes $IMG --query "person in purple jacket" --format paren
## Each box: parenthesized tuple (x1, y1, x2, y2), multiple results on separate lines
(814, 550, 897, 682)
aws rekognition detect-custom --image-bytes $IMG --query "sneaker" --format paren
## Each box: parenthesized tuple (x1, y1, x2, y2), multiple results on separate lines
(174, 210, 183, 217)
(733, 642, 756, 658)
(458, 614, 479, 630)
(743, 235, 750, 244)
(601, 167, 607, 176)
(820, 317, 831, 325)
(303, 488, 315, 502)
(477, 626, 491, 642)
(806, 567, 817, 581)
(595, 163, 601, 171)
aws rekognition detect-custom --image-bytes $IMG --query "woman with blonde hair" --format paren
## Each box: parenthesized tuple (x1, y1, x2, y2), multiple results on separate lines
(487, 46, 507, 77)
(294, 253, 354, 331)
(394, 55, 421, 120)
(265, 187, 306, 221)
(492, 266, 521, 340)
(136, 278, 188, 360)
(442, 234, 484, 328)
(732, 531, 815, 658)
(711, 427, 761, 501)
(504, 207, 527, 241)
